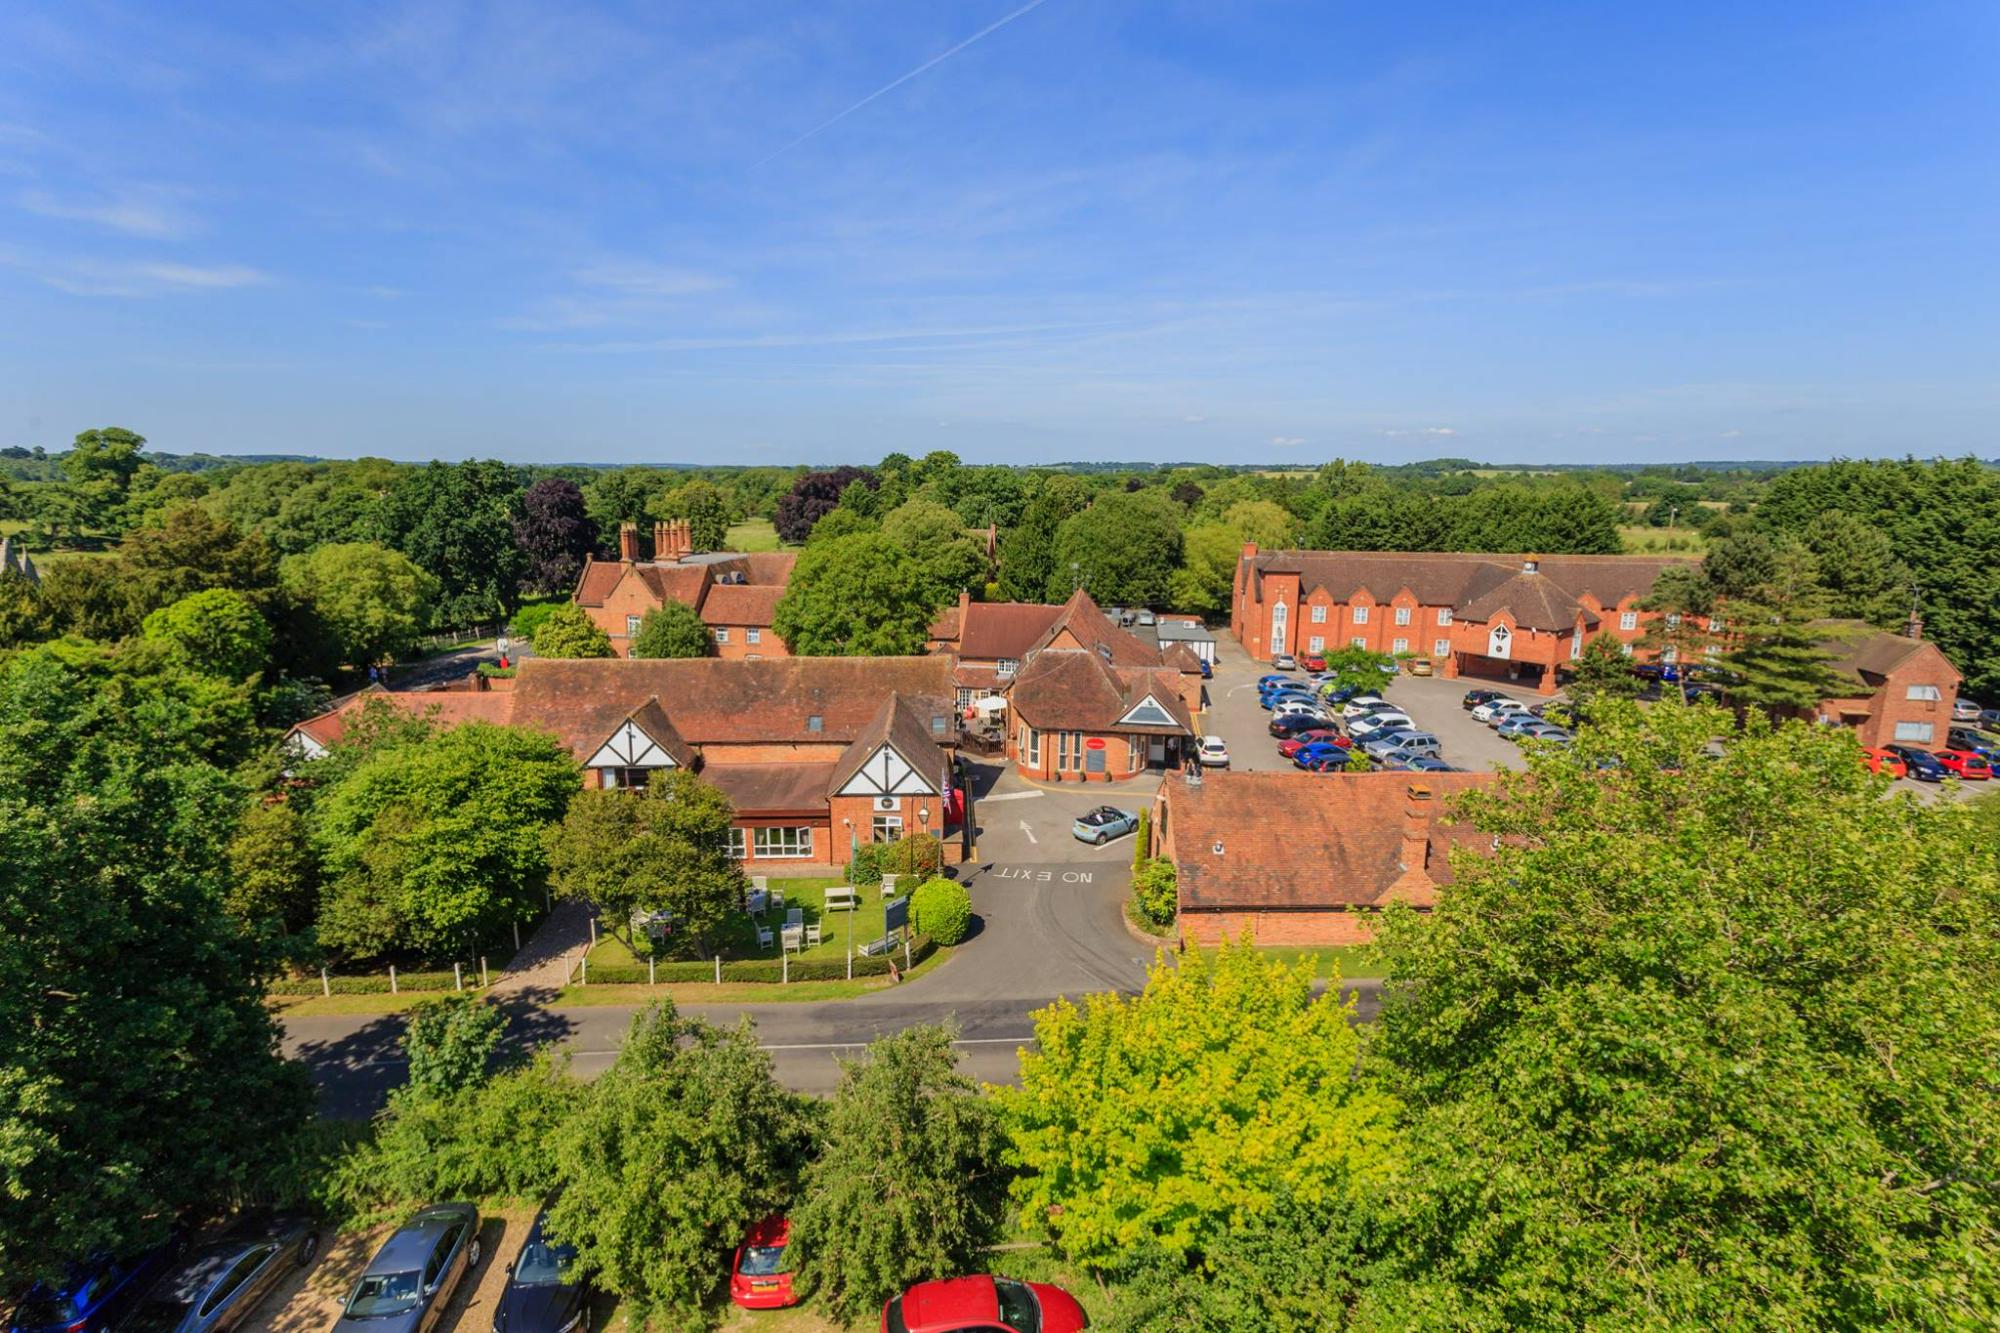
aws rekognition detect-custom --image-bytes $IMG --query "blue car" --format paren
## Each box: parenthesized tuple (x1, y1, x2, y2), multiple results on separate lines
(1292, 742, 1353, 772)
(1198, 658, 1212, 679)
(1073, 806, 1140, 844)
(10, 1237, 184, 1333)
(1257, 674, 1292, 688)
(1884, 744, 1949, 782)
(1260, 687, 1318, 708)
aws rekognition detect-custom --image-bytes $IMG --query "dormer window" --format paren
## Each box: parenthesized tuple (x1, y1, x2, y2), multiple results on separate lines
(996, 658, 1018, 677)
(931, 714, 947, 736)
(807, 714, 823, 733)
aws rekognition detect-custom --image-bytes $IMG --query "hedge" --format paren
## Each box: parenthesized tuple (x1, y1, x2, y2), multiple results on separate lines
(269, 970, 476, 996)
(580, 935, 937, 985)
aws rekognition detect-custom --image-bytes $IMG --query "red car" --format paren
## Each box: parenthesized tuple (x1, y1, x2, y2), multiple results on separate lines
(1934, 749, 1993, 780)
(729, 1216, 798, 1309)
(1299, 653, 1327, 672)
(1277, 729, 1349, 758)
(883, 1276, 1088, 1333)
(1861, 747, 1907, 779)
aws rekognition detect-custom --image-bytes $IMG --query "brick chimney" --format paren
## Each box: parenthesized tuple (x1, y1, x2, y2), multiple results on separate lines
(618, 522, 640, 561)
(653, 518, 692, 561)
(1400, 784, 1434, 873)
(956, 588, 971, 634)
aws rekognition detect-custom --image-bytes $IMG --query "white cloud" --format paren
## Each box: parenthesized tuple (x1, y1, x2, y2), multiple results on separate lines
(17, 185, 199, 239)
(1381, 425, 1458, 438)
(1270, 435, 1306, 447)
(36, 259, 269, 296)
(571, 262, 729, 297)
(1719, 428, 1743, 438)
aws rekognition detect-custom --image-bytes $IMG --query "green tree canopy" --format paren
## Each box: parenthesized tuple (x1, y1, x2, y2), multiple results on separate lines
(0, 570, 55, 649)
(0, 642, 310, 1285)
(629, 601, 712, 659)
(374, 460, 526, 625)
(544, 771, 747, 956)
(1166, 523, 1239, 617)
(1000, 939, 1397, 1269)
(141, 588, 272, 681)
(882, 498, 989, 609)
(996, 490, 1073, 602)
(310, 723, 580, 961)
(1050, 490, 1184, 607)
(531, 602, 615, 659)
(655, 479, 730, 552)
(226, 797, 317, 937)
(548, 1003, 812, 1327)
(400, 994, 506, 1099)
(1359, 701, 2000, 1328)
(280, 541, 438, 667)
(59, 426, 147, 535)
(1566, 629, 1641, 704)
(773, 532, 935, 656)
(794, 1026, 1008, 1324)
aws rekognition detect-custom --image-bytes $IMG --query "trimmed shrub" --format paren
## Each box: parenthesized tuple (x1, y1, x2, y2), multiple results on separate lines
(269, 969, 472, 996)
(1134, 808, 1152, 871)
(1132, 858, 1178, 927)
(580, 937, 936, 985)
(910, 878, 972, 945)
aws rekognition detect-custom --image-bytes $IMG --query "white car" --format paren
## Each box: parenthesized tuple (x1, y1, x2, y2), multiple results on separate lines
(1479, 701, 1533, 728)
(1273, 699, 1330, 722)
(1196, 735, 1230, 767)
(1346, 710, 1414, 740)
(1272, 652, 1298, 670)
(1340, 694, 1388, 717)
(1470, 698, 1525, 723)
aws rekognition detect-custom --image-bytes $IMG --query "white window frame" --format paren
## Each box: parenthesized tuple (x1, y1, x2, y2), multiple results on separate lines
(624, 614, 642, 636)
(1433, 638, 1451, 657)
(1437, 608, 1452, 626)
(1621, 641, 1634, 656)
(996, 658, 1018, 678)
(1351, 636, 1368, 649)
(1894, 721, 1934, 743)
(1057, 729, 1073, 770)
(1352, 605, 1370, 624)
(1393, 637, 1409, 654)
(1706, 617, 1722, 633)
(1270, 601, 1288, 650)
(752, 826, 813, 859)
(871, 814, 904, 843)
(1024, 727, 1041, 766)
(727, 828, 747, 859)
(1308, 635, 1325, 654)
(1620, 610, 1639, 631)
(1666, 613, 1681, 630)
(1310, 604, 1327, 624)
(714, 627, 730, 644)
(1906, 684, 1942, 701)
(747, 628, 761, 645)
(1394, 606, 1412, 626)
(1662, 645, 1678, 664)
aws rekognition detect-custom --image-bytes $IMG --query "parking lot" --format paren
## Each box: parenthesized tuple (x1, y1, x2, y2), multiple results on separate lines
(1201, 634, 1542, 775)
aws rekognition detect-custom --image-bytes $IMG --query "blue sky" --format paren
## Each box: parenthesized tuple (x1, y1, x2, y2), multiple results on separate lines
(1, 1, 1994, 466)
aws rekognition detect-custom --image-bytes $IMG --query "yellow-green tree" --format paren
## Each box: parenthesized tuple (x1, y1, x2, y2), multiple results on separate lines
(999, 939, 1397, 1267)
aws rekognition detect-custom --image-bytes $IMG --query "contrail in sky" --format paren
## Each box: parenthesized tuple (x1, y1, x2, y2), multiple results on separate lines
(754, 0, 1051, 167)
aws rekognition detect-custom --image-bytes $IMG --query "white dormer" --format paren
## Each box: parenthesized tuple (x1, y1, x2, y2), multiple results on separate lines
(588, 718, 677, 771)
(1118, 694, 1179, 728)
(836, 744, 940, 797)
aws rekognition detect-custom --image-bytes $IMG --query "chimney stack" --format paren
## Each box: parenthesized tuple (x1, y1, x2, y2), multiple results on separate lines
(652, 518, 693, 562)
(618, 522, 640, 562)
(1400, 784, 1434, 873)
(1522, 553, 1542, 574)
(1906, 613, 1924, 641)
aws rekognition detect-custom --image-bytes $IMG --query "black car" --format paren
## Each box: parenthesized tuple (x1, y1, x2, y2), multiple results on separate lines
(120, 1216, 319, 1333)
(1269, 713, 1328, 738)
(1461, 689, 1503, 710)
(493, 1210, 587, 1333)
(1883, 744, 1949, 782)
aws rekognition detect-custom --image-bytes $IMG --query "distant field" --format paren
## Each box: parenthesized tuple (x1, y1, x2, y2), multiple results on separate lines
(1619, 524, 1706, 554)
(725, 517, 784, 551)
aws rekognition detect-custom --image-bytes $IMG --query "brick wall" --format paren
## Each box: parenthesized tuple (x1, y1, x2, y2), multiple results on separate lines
(1008, 726, 1151, 782)
(708, 625, 788, 659)
(1178, 909, 1386, 947)
(585, 569, 665, 658)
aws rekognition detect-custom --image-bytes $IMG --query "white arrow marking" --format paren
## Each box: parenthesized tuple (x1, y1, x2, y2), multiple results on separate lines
(1019, 820, 1038, 845)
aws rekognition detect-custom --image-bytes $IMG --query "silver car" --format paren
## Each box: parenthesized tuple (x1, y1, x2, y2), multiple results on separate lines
(121, 1216, 319, 1333)
(333, 1205, 481, 1333)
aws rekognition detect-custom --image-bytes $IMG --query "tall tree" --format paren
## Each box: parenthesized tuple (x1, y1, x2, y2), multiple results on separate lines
(996, 492, 1067, 601)
(1799, 509, 1906, 624)
(530, 603, 614, 658)
(0, 570, 54, 649)
(1637, 563, 1718, 697)
(655, 479, 730, 552)
(279, 542, 438, 668)
(141, 588, 272, 681)
(0, 643, 311, 1285)
(794, 1026, 1009, 1324)
(1566, 630, 1641, 704)
(772, 532, 934, 656)
(1360, 702, 2000, 1329)
(548, 1003, 812, 1328)
(512, 478, 598, 595)
(881, 499, 988, 608)
(773, 467, 877, 544)
(60, 426, 148, 535)
(374, 460, 526, 625)
(1049, 491, 1184, 607)
(544, 771, 746, 956)
(1166, 523, 1239, 617)
(629, 602, 712, 659)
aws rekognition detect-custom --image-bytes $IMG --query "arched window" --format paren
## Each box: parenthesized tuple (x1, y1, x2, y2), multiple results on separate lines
(1487, 622, 1512, 659)
(1270, 600, 1288, 653)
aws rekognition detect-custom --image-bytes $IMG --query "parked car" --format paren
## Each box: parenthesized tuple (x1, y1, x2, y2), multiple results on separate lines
(1340, 695, 1387, 717)
(332, 1204, 481, 1333)
(1883, 745, 1949, 782)
(1407, 657, 1434, 677)
(1135, 610, 1156, 627)
(120, 1216, 318, 1333)
(1292, 742, 1354, 772)
(1494, 714, 1541, 740)
(1477, 701, 1532, 727)
(1980, 707, 2000, 730)
(494, 1208, 590, 1333)
(1298, 653, 1326, 672)
(1277, 729, 1346, 758)
(727, 1216, 796, 1312)
(1272, 699, 1331, 723)
(1399, 754, 1459, 773)
(1362, 729, 1440, 759)
(1270, 713, 1329, 738)
(1861, 746, 1907, 779)
(1197, 658, 1212, 680)
(1952, 698, 1983, 721)
(1346, 711, 1414, 741)
(1260, 688, 1318, 710)
(1072, 807, 1139, 844)
(10, 1237, 185, 1333)
(1257, 674, 1292, 689)
(1195, 735, 1230, 767)
(1516, 723, 1573, 743)
(1271, 652, 1298, 670)
(1933, 749, 1992, 780)
(1461, 688, 1504, 710)
(1945, 727, 2000, 762)
(882, 1276, 1088, 1333)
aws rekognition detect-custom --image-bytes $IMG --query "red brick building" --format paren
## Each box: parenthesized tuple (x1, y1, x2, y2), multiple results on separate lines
(571, 521, 796, 659)
(1152, 770, 1496, 947)
(1812, 619, 1964, 749)
(1231, 545, 1694, 694)
(983, 590, 1206, 781)
(927, 590, 1066, 707)
(286, 655, 960, 869)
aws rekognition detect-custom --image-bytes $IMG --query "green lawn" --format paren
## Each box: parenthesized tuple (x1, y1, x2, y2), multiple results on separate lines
(725, 518, 785, 552)
(1258, 945, 1386, 981)
(1618, 524, 1706, 555)
(589, 876, 895, 967)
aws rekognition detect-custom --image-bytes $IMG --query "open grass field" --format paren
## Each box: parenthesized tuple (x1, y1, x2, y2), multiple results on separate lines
(586, 876, 895, 969)
(1618, 524, 1706, 554)
(725, 517, 784, 551)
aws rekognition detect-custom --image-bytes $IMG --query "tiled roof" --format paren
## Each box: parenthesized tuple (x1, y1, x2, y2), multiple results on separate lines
(624, 696, 695, 768)
(928, 604, 963, 642)
(1458, 571, 1595, 632)
(290, 688, 519, 749)
(637, 563, 711, 607)
(701, 762, 840, 815)
(573, 559, 627, 606)
(830, 693, 952, 792)
(1027, 589, 1167, 667)
(1008, 651, 1192, 734)
(700, 583, 784, 627)
(573, 551, 794, 613)
(1248, 550, 1693, 619)
(956, 602, 1066, 659)
(1166, 771, 1496, 911)
(508, 655, 956, 752)
(1814, 620, 1959, 686)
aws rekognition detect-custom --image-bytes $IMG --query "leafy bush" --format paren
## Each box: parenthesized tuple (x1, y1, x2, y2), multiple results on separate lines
(911, 878, 972, 945)
(402, 994, 504, 1097)
(1133, 808, 1151, 871)
(580, 937, 936, 985)
(268, 970, 472, 995)
(846, 833, 942, 888)
(1132, 858, 1178, 926)
(508, 600, 560, 642)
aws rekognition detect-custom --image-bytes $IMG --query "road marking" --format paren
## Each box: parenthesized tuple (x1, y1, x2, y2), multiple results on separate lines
(1019, 820, 1038, 844)
(980, 790, 1045, 803)
(994, 867, 1094, 883)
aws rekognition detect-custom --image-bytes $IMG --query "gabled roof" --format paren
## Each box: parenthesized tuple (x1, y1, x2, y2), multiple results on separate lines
(596, 696, 694, 768)
(700, 583, 784, 627)
(1458, 571, 1594, 632)
(1008, 651, 1192, 734)
(1026, 589, 1170, 668)
(636, 563, 711, 607)
(1814, 620, 1962, 687)
(1247, 550, 1692, 620)
(572, 551, 795, 613)
(830, 693, 950, 794)
(953, 602, 1066, 659)
(1166, 771, 1496, 911)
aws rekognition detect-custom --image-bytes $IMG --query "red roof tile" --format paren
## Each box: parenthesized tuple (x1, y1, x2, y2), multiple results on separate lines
(289, 688, 519, 750)
(701, 761, 841, 814)
(956, 602, 1066, 660)
(700, 583, 784, 627)
(1008, 650, 1192, 734)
